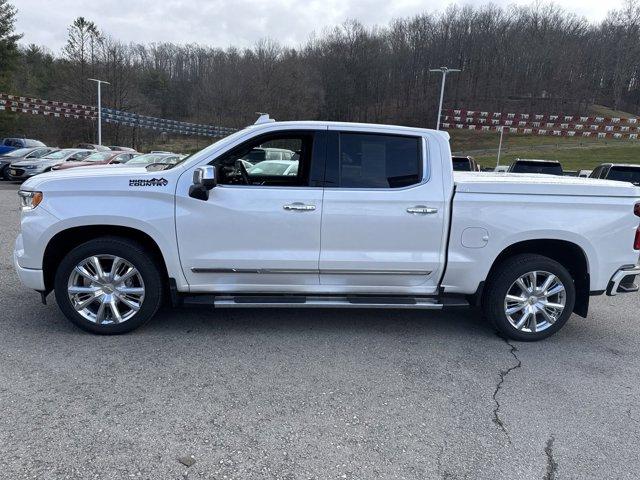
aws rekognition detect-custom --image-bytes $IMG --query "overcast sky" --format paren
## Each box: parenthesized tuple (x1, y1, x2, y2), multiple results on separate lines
(14, 0, 625, 53)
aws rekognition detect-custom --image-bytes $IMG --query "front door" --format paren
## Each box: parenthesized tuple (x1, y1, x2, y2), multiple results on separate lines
(319, 129, 447, 292)
(176, 129, 326, 291)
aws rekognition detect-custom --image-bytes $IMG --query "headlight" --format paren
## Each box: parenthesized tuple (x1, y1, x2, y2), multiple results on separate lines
(18, 190, 43, 210)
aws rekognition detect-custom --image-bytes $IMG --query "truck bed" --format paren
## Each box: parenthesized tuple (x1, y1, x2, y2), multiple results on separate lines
(444, 171, 640, 297)
(453, 171, 640, 197)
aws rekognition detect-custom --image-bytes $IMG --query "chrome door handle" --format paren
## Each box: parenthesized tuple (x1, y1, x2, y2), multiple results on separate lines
(407, 205, 438, 215)
(283, 202, 316, 211)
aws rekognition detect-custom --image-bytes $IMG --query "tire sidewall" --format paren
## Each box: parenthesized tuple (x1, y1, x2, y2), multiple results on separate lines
(484, 255, 576, 341)
(54, 238, 163, 334)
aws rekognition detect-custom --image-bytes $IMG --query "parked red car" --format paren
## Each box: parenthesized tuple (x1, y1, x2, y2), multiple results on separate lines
(52, 151, 137, 170)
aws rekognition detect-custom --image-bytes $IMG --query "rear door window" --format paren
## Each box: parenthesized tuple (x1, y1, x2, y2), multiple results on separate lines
(331, 133, 422, 188)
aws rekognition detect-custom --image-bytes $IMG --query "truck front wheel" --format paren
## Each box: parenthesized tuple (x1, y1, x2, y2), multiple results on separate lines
(54, 237, 164, 334)
(482, 254, 576, 341)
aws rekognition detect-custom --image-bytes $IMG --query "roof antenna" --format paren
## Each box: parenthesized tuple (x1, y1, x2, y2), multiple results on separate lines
(254, 112, 275, 125)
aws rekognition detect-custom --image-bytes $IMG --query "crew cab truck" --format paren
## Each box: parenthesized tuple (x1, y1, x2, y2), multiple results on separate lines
(13, 120, 640, 340)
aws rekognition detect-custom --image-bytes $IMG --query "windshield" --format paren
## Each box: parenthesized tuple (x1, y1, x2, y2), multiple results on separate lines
(5, 148, 33, 157)
(452, 158, 471, 171)
(84, 152, 113, 162)
(242, 149, 266, 163)
(127, 153, 178, 165)
(42, 150, 74, 160)
(510, 161, 563, 175)
(606, 167, 640, 185)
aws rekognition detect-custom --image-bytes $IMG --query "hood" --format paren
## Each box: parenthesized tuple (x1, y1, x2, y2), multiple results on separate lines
(0, 155, 22, 163)
(11, 158, 60, 167)
(53, 160, 101, 169)
(10, 159, 41, 167)
(21, 164, 181, 193)
(454, 171, 640, 198)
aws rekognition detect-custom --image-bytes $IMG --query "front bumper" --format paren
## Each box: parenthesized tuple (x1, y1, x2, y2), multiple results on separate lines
(607, 265, 640, 296)
(6, 167, 41, 180)
(14, 247, 45, 291)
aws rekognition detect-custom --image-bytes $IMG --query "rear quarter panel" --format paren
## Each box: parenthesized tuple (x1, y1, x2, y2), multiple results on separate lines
(443, 191, 640, 294)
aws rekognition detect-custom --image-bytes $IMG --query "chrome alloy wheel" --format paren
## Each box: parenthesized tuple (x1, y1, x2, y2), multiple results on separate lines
(504, 271, 566, 333)
(67, 255, 145, 325)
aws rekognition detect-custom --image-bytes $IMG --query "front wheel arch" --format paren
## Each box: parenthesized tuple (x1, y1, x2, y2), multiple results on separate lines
(43, 226, 170, 296)
(53, 236, 164, 334)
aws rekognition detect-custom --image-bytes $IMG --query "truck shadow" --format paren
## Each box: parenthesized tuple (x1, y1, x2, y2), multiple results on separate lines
(148, 304, 496, 340)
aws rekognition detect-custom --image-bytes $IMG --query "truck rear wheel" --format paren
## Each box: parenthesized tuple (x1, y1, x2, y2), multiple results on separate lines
(482, 254, 575, 341)
(54, 237, 163, 334)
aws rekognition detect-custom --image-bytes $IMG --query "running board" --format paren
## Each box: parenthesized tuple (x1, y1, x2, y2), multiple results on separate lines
(183, 295, 469, 309)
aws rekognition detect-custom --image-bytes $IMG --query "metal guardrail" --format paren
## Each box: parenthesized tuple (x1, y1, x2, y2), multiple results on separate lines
(0, 93, 237, 138)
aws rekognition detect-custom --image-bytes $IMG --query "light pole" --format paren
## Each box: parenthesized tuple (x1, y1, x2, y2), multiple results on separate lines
(88, 78, 110, 145)
(496, 126, 505, 168)
(429, 67, 460, 130)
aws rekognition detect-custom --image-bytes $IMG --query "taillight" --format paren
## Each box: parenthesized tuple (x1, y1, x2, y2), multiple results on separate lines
(635, 227, 640, 250)
(635, 203, 640, 218)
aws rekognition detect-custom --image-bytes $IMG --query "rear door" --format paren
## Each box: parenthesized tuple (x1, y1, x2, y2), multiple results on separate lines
(319, 128, 447, 291)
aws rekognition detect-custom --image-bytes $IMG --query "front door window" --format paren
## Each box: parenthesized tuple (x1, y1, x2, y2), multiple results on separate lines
(214, 134, 313, 187)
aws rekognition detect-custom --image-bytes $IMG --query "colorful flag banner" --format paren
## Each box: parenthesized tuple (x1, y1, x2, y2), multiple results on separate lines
(0, 93, 236, 138)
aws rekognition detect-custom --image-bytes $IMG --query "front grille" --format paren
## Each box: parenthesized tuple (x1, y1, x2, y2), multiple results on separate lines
(9, 168, 25, 177)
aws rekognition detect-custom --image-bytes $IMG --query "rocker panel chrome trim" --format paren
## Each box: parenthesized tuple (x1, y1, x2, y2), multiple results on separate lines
(191, 268, 432, 275)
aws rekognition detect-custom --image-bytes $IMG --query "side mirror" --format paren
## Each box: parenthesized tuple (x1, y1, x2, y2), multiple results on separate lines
(189, 165, 216, 200)
(193, 165, 217, 189)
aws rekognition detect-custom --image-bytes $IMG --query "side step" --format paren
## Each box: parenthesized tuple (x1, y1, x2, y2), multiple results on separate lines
(183, 294, 469, 309)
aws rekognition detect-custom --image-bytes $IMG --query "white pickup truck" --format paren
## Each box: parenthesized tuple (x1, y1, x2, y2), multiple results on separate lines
(13, 120, 640, 340)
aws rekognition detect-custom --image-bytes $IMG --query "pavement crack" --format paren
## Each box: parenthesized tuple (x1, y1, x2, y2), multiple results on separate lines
(543, 435, 558, 480)
(492, 335, 522, 441)
(436, 439, 454, 479)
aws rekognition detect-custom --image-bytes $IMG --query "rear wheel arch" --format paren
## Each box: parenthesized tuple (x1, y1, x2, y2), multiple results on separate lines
(482, 253, 576, 341)
(42, 226, 170, 295)
(483, 239, 590, 317)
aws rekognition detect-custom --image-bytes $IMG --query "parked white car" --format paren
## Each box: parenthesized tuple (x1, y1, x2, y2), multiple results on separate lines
(13, 120, 640, 340)
(247, 159, 298, 176)
(242, 147, 295, 163)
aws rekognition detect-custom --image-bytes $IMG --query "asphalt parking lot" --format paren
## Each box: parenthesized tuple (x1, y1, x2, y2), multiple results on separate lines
(0, 185, 639, 479)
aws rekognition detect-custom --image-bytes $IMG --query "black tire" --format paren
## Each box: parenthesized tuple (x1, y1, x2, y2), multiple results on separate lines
(0, 165, 8, 180)
(54, 237, 163, 334)
(482, 254, 576, 341)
